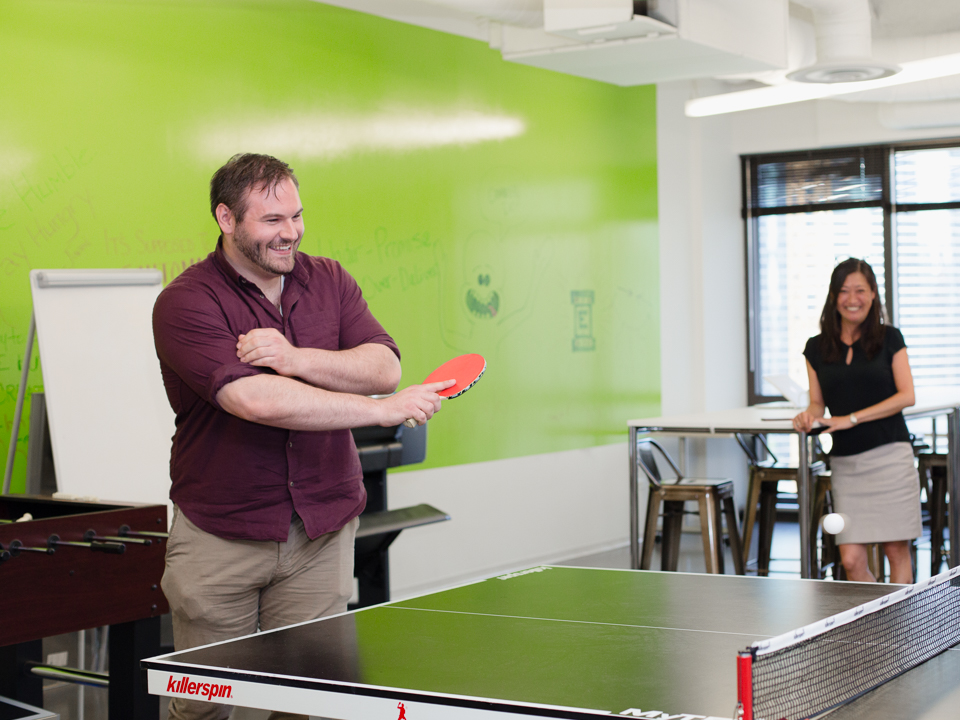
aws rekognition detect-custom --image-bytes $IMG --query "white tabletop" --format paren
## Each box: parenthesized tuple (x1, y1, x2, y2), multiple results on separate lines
(628, 388, 960, 434)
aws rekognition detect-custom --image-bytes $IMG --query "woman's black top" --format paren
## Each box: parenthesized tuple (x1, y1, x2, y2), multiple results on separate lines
(803, 325, 911, 457)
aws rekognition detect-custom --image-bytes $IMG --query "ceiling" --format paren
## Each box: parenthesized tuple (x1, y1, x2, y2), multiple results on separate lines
(871, 0, 960, 39)
(313, 0, 960, 128)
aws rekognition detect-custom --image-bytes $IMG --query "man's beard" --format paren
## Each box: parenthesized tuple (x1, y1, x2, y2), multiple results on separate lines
(234, 224, 299, 276)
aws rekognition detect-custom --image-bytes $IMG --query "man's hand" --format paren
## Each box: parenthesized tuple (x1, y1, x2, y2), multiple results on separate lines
(237, 328, 302, 377)
(377, 380, 456, 427)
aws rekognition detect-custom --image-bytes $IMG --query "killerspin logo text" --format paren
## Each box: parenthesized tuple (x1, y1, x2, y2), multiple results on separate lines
(167, 675, 234, 701)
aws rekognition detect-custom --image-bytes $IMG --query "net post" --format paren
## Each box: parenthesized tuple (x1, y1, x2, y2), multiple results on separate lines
(737, 649, 754, 720)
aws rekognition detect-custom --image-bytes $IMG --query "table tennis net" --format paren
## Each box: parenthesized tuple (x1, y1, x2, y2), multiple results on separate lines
(745, 565, 960, 720)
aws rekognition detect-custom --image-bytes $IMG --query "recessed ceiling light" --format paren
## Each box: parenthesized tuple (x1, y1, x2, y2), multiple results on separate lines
(787, 61, 901, 84)
(686, 52, 960, 117)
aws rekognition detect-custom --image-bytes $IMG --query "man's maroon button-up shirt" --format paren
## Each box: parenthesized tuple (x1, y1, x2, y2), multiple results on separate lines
(152, 244, 399, 542)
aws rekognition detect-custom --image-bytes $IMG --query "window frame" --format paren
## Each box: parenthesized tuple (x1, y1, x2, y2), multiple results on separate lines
(743, 137, 960, 406)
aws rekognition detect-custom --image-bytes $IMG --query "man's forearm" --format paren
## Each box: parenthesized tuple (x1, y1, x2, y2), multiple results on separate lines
(294, 343, 401, 394)
(218, 374, 384, 431)
(217, 372, 449, 431)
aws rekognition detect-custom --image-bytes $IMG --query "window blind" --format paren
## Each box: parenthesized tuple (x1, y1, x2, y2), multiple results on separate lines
(748, 148, 886, 212)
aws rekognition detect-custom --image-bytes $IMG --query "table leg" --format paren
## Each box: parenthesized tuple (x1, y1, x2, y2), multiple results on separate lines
(797, 430, 812, 579)
(678, 437, 687, 476)
(108, 617, 160, 720)
(948, 409, 960, 569)
(630, 426, 639, 570)
(0, 640, 42, 707)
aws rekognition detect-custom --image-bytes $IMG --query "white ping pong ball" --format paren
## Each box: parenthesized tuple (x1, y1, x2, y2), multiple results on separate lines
(822, 513, 845, 535)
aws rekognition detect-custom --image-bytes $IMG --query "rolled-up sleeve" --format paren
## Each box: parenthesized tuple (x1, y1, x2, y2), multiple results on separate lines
(334, 263, 400, 359)
(153, 281, 268, 412)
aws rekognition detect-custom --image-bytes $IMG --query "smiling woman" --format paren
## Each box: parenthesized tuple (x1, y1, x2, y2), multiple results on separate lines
(793, 258, 921, 584)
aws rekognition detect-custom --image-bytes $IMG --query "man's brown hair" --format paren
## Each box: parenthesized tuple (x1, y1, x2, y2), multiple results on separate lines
(210, 153, 299, 224)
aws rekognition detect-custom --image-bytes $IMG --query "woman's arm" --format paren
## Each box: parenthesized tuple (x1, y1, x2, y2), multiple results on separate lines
(793, 359, 826, 432)
(818, 347, 916, 434)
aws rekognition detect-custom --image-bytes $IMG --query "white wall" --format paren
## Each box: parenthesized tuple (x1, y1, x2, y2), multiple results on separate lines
(388, 82, 960, 602)
(656, 79, 960, 491)
(387, 442, 633, 598)
(656, 81, 750, 489)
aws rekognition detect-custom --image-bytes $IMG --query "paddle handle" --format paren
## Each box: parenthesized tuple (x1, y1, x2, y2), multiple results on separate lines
(403, 418, 417, 428)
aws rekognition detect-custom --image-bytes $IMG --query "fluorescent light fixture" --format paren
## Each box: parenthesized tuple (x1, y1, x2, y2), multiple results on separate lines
(686, 52, 960, 117)
(34, 269, 163, 287)
(198, 109, 526, 161)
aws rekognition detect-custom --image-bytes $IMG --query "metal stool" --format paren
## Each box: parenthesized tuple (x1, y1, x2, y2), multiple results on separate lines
(735, 434, 826, 576)
(636, 438, 745, 575)
(917, 452, 949, 576)
(810, 472, 842, 579)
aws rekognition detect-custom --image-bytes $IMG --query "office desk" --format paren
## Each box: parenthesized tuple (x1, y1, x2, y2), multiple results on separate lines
(628, 388, 960, 578)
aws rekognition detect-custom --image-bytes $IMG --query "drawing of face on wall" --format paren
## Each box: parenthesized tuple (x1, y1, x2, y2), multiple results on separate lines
(465, 264, 499, 320)
(436, 177, 553, 354)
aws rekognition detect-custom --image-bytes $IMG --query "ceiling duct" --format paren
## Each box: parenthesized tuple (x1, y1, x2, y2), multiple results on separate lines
(414, 0, 543, 28)
(541, 0, 677, 43)
(788, 0, 899, 83)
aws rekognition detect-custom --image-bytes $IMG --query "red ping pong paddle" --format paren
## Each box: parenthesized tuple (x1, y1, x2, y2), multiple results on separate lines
(403, 353, 486, 428)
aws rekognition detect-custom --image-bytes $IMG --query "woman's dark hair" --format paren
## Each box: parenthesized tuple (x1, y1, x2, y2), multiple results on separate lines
(819, 257, 885, 362)
(210, 153, 299, 224)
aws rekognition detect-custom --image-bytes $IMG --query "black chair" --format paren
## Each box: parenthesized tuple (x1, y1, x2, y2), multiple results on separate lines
(734, 433, 827, 576)
(636, 438, 744, 575)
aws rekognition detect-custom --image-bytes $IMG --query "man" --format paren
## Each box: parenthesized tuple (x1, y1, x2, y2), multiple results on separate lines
(153, 154, 451, 720)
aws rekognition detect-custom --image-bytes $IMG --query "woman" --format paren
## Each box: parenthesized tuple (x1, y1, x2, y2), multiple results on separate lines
(794, 258, 921, 584)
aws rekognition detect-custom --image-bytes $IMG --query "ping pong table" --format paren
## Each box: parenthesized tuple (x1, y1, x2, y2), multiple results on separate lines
(143, 566, 960, 720)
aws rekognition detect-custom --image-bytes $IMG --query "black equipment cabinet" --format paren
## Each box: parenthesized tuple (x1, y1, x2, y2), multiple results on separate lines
(350, 422, 449, 609)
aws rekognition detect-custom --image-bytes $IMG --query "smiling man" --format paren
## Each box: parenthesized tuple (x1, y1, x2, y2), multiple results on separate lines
(152, 154, 451, 720)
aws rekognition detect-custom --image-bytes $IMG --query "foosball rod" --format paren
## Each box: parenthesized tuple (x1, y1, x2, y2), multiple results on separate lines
(26, 662, 109, 688)
(47, 534, 126, 554)
(8, 540, 54, 555)
(84, 529, 152, 545)
(118, 524, 169, 539)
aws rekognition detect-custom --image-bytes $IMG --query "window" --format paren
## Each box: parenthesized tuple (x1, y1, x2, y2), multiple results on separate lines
(744, 141, 960, 404)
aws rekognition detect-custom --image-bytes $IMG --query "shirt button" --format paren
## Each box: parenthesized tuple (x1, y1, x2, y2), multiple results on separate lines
(260, 294, 265, 299)
(289, 481, 295, 487)
(288, 441, 293, 447)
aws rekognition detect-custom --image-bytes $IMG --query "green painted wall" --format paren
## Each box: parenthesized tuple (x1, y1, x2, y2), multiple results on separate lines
(0, 0, 659, 492)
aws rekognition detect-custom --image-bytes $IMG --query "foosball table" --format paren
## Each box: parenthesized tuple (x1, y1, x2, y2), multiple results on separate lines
(0, 494, 168, 720)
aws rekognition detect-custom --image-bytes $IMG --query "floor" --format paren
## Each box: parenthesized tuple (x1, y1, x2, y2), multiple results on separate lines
(39, 517, 946, 720)
(557, 517, 943, 583)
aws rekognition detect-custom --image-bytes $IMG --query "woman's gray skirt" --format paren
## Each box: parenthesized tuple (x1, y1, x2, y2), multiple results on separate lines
(829, 441, 922, 545)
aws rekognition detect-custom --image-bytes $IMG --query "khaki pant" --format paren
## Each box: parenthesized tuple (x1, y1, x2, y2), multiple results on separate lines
(162, 507, 358, 720)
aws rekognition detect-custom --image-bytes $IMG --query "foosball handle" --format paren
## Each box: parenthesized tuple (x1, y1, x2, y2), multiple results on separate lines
(47, 534, 126, 554)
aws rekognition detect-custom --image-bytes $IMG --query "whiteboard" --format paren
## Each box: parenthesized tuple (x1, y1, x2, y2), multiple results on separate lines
(30, 269, 175, 507)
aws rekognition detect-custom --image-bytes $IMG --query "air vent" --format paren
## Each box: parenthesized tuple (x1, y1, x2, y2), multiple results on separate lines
(543, 0, 676, 43)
